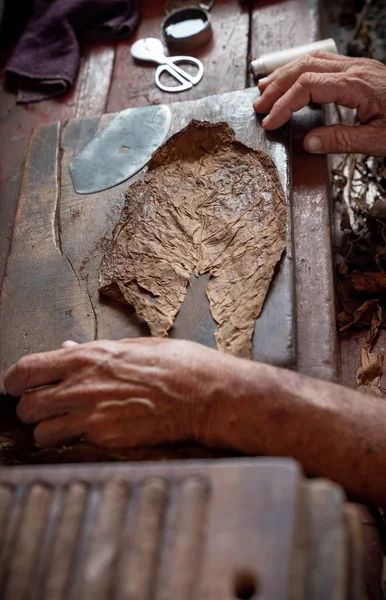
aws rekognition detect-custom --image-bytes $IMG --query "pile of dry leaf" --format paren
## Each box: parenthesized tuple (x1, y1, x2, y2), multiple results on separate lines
(329, 0, 386, 394)
(334, 154, 386, 395)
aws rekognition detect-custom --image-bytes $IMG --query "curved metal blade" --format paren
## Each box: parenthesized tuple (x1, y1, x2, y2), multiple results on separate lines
(69, 104, 172, 194)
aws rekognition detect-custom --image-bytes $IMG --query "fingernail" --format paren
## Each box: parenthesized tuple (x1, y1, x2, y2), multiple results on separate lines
(258, 76, 272, 88)
(262, 116, 268, 126)
(306, 135, 323, 152)
(62, 340, 78, 347)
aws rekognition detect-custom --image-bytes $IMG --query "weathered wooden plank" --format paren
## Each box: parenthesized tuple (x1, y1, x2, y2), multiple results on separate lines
(0, 87, 294, 464)
(57, 88, 295, 365)
(305, 480, 348, 600)
(250, 0, 320, 63)
(0, 90, 294, 380)
(107, 0, 251, 112)
(251, 0, 338, 381)
(3, 484, 53, 600)
(0, 43, 116, 292)
(59, 115, 147, 344)
(291, 110, 338, 381)
(0, 122, 94, 385)
(76, 43, 116, 119)
(0, 459, 362, 599)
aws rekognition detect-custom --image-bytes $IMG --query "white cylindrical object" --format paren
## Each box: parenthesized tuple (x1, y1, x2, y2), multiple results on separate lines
(250, 38, 338, 79)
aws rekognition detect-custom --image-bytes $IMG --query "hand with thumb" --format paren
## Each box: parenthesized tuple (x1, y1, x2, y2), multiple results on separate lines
(253, 52, 386, 156)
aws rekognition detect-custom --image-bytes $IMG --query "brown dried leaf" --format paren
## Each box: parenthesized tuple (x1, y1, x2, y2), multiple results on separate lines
(339, 299, 381, 332)
(356, 303, 384, 397)
(99, 121, 286, 358)
(349, 270, 386, 295)
(356, 348, 384, 396)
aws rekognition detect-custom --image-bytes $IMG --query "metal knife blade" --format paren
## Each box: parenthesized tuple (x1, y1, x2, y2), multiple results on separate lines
(69, 104, 172, 194)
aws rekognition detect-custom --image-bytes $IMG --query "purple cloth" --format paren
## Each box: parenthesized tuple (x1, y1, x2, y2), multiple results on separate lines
(5, 0, 141, 103)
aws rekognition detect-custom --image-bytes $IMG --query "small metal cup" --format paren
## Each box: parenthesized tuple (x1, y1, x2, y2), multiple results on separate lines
(162, 7, 212, 52)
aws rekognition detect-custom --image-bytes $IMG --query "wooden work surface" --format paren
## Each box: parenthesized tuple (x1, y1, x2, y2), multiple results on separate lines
(0, 0, 338, 464)
(0, 458, 363, 600)
(0, 87, 295, 377)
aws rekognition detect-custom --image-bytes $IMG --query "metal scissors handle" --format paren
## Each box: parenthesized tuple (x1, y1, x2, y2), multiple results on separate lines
(155, 56, 204, 92)
(130, 38, 204, 93)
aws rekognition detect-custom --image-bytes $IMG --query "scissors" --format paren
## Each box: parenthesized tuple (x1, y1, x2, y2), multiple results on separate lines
(130, 38, 204, 93)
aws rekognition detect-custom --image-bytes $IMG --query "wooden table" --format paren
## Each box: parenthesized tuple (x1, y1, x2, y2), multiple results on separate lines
(1, 6, 384, 596)
(0, 87, 297, 368)
(0, 0, 338, 464)
(0, 0, 336, 370)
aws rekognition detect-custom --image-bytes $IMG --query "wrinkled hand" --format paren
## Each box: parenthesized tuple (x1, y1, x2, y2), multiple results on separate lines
(253, 51, 386, 156)
(3, 338, 222, 448)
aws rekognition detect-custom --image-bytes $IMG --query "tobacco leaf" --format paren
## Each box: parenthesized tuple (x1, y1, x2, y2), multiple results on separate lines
(356, 303, 384, 397)
(339, 298, 381, 332)
(99, 121, 286, 358)
(349, 270, 386, 295)
(336, 212, 386, 330)
(356, 348, 384, 396)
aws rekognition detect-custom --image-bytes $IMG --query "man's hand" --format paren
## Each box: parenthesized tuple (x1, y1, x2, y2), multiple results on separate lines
(5, 337, 386, 504)
(3, 338, 222, 448)
(253, 51, 386, 156)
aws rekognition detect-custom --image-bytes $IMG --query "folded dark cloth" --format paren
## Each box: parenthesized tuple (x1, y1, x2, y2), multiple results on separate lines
(5, 0, 141, 103)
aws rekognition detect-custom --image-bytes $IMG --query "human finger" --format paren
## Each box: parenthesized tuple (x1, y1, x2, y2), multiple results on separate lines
(61, 340, 78, 348)
(262, 72, 364, 130)
(253, 57, 343, 113)
(303, 122, 386, 156)
(4, 349, 70, 397)
(309, 50, 349, 61)
(17, 386, 72, 424)
(256, 54, 346, 99)
(33, 414, 85, 447)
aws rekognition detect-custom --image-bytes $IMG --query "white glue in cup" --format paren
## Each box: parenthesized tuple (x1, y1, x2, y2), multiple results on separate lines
(250, 38, 338, 79)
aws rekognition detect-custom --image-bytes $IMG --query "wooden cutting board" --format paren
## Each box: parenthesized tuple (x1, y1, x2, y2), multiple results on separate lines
(0, 87, 294, 387)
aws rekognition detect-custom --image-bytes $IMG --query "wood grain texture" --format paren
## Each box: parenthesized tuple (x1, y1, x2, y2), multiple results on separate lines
(42, 483, 88, 600)
(0, 0, 342, 465)
(0, 43, 116, 290)
(76, 43, 116, 119)
(107, 0, 251, 112)
(80, 478, 129, 599)
(3, 484, 53, 600)
(118, 478, 167, 600)
(0, 87, 295, 393)
(0, 459, 363, 599)
(250, 0, 320, 62)
(154, 476, 208, 600)
(344, 504, 364, 600)
(0, 122, 94, 383)
(251, 0, 338, 381)
(0, 0, 339, 384)
(305, 480, 348, 600)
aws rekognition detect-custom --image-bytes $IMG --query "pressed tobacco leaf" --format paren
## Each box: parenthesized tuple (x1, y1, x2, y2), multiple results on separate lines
(99, 121, 286, 358)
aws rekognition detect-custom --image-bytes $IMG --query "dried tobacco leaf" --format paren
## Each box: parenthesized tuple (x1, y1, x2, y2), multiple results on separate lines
(339, 299, 381, 332)
(356, 303, 384, 397)
(356, 348, 384, 396)
(349, 270, 386, 295)
(335, 214, 386, 329)
(99, 121, 286, 358)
